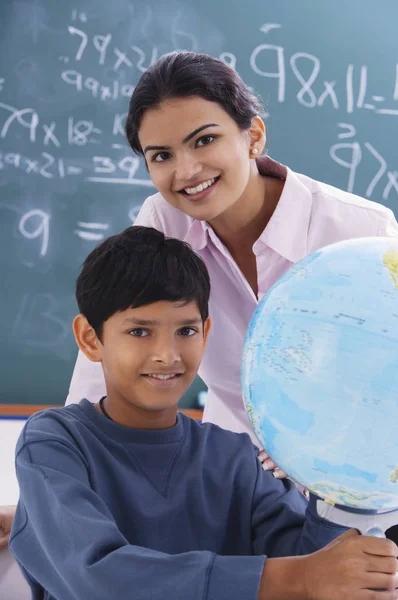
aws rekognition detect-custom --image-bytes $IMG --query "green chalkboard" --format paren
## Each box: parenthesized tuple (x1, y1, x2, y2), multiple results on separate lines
(1, 0, 398, 405)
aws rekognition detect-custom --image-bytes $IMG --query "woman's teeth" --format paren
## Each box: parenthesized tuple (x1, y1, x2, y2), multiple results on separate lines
(184, 177, 217, 195)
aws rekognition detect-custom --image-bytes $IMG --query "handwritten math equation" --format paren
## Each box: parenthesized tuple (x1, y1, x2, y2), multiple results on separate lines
(0, 103, 154, 186)
(9, 205, 141, 260)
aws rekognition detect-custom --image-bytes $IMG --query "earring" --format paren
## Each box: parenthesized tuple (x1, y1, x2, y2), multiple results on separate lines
(251, 148, 258, 157)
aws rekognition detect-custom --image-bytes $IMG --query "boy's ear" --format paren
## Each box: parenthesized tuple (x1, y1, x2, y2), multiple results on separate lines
(202, 317, 212, 347)
(72, 314, 102, 363)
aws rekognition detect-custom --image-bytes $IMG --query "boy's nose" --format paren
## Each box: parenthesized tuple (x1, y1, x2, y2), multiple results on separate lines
(152, 343, 181, 366)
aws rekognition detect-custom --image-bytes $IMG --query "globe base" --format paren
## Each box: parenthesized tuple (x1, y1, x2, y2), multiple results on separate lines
(316, 499, 398, 537)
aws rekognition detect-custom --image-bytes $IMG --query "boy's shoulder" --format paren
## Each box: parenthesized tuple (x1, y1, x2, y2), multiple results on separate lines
(17, 402, 89, 452)
(181, 413, 260, 464)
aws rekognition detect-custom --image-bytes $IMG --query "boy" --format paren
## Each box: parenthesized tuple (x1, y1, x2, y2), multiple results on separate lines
(10, 227, 398, 600)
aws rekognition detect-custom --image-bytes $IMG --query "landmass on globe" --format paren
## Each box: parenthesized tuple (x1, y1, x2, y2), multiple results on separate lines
(245, 399, 260, 431)
(383, 248, 398, 289)
(389, 466, 398, 483)
(305, 481, 395, 510)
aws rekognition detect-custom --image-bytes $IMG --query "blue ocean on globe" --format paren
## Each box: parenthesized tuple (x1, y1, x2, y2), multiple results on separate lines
(242, 237, 398, 510)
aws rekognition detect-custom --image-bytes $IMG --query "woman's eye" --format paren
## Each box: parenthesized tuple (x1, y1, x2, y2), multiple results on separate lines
(152, 151, 171, 163)
(196, 135, 215, 147)
(130, 328, 149, 337)
(178, 327, 197, 337)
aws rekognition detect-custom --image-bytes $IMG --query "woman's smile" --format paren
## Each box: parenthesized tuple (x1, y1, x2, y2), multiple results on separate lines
(178, 176, 221, 202)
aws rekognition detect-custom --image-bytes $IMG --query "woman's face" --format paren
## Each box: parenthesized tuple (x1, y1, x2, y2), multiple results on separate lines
(138, 96, 263, 223)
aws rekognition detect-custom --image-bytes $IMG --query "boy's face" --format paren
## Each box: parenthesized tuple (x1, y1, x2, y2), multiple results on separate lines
(75, 300, 210, 429)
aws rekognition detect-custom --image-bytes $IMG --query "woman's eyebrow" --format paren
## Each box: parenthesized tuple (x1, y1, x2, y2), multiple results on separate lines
(182, 123, 219, 143)
(143, 123, 219, 155)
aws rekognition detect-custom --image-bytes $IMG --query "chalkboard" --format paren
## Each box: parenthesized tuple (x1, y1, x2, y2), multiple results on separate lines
(1, 0, 398, 406)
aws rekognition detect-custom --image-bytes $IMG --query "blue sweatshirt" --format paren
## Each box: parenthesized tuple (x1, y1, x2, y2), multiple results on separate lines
(10, 399, 346, 600)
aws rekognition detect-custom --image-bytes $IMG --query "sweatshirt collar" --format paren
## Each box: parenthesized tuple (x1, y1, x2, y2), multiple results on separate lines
(76, 398, 184, 444)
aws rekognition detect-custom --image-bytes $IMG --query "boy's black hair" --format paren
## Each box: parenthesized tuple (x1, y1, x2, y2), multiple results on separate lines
(125, 50, 264, 155)
(76, 226, 210, 340)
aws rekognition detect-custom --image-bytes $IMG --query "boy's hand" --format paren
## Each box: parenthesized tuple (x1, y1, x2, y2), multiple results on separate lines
(259, 529, 398, 599)
(258, 450, 287, 479)
(302, 528, 398, 599)
(0, 505, 16, 550)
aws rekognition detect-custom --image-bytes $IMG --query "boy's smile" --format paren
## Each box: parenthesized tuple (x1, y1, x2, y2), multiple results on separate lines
(77, 300, 211, 430)
(143, 372, 184, 388)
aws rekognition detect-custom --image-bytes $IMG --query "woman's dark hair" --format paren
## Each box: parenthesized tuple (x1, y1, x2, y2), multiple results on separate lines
(76, 226, 210, 340)
(125, 50, 264, 155)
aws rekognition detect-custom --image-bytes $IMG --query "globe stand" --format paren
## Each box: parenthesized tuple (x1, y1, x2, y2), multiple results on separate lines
(316, 499, 398, 537)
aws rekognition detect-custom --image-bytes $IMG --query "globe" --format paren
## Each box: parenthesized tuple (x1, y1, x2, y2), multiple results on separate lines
(242, 237, 398, 511)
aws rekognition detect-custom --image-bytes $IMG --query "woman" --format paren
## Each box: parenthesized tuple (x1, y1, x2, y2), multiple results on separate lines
(67, 50, 398, 470)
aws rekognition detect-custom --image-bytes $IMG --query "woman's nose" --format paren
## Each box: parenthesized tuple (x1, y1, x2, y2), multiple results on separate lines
(175, 153, 202, 182)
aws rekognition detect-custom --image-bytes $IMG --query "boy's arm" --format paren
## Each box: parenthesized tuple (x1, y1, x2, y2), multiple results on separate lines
(250, 453, 398, 599)
(250, 450, 348, 557)
(10, 437, 265, 600)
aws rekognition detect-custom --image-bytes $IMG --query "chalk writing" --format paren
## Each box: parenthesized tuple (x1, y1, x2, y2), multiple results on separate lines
(0, 151, 80, 179)
(87, 155, 153, 185)
(18, 210, 50, 257)
(74, 221, 110, 241)
(330, 124, 398, 200)
(61, 69, 135, 101)
(12, 293, 69, 349)
(249, 27, 398, 116)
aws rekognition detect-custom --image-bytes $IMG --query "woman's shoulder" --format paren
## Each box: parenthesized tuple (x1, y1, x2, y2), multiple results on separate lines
(297, 170, 393, 219)
(293, 170, 397, 239)
(134, 192, 195, 241)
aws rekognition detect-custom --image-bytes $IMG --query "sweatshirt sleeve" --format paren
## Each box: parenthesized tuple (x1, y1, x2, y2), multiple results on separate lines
(250, 453, 347, 557)
(10, 436, 265, 600)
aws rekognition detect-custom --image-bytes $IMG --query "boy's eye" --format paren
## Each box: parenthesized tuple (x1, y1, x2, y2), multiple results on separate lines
(178, 327, 197, 337)
(129, 328, 149, 337)
(152, 151, 171, 163)
(196, 135, 215, 147)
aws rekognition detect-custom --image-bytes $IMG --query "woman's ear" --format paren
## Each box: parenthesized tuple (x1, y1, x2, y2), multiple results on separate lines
(248, 115, 266, 156)
(73, 314, 102, 363)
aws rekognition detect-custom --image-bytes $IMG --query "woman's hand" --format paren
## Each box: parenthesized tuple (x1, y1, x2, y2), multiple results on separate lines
(258, 450, 287, 479)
